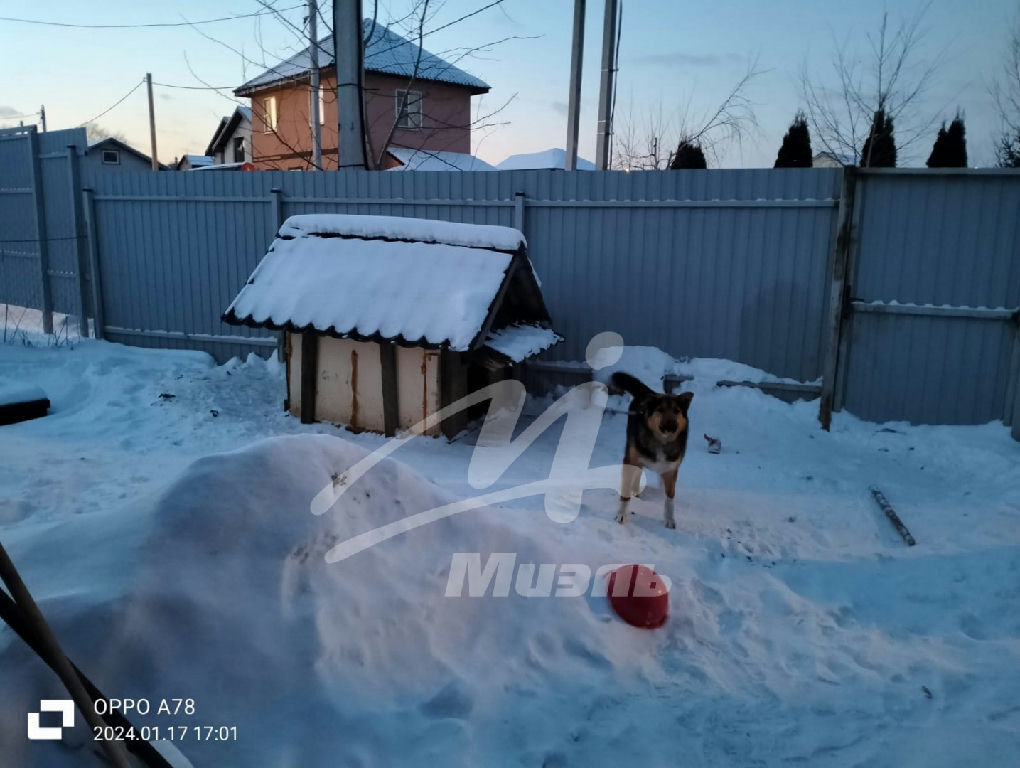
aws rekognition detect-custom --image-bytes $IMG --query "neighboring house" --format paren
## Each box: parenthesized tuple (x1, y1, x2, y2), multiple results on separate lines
(205, 106, 252, 165)
(234, 20, 489, 170)
(384, 147, 495, 171)
(86, 137, 163, 171)
(812, 151, 849, 168)
(497, 148, 596, 171)
(176, 155, 214, 171)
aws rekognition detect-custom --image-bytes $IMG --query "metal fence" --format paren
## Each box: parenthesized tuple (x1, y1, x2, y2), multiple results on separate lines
(0, 126, 90, 340)
(80, 167, 842, 379)
(836, 169, 1020, 426)
(1, 158, 1017, 435)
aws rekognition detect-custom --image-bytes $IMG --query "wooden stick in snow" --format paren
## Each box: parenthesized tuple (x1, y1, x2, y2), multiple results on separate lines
(870, 487, 917, 546)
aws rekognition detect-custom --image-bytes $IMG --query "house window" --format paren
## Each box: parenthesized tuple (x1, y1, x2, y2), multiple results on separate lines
(395, 89, 423, 130)
(309, 86, 324, 126)
(101, 149, 120, 165)
(233, 136, 246, 163)
(262, 96, 278, 133)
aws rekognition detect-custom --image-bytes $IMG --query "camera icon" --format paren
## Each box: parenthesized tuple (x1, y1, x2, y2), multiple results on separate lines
(27, 700, 74, 740)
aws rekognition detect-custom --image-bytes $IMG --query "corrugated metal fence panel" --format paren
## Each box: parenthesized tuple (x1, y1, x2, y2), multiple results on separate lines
(0, 128, 41, 309)
(82, 167, 841, 371)
(84, 169, 282, 358)
(517, 169, 841, 381)
(843, 171, 1020, 425)
(37, 130, 88, 318)
(854, 172, 1020, 308)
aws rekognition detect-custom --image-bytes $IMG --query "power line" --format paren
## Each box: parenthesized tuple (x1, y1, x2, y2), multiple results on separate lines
(0, 6, 303, 30)
(77, 79, 145, 127)
(153, 81, 235, 91)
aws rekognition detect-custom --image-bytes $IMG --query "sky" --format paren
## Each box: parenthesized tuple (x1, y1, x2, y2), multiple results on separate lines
(0, 0, 1015, 167)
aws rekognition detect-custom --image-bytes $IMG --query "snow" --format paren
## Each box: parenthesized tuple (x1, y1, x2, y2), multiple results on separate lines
(484, 324, 561, 362)
(1, 338, 1019, 767)
(386, 147, 496, 172)
(225, 228, 513, 349)
(497, 148, 596, 171)
(278, 214, 525, 252)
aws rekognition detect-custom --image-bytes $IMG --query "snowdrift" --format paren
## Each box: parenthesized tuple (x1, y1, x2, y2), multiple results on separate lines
(55, 436, 660, 766)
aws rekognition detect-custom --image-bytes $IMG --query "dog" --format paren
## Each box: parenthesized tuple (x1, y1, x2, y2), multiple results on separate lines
(610, 372, 693, 529)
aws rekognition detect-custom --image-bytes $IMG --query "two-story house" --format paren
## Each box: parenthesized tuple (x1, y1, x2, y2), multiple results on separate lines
(206, 106, 253, 167)
(234, 20, 490, 170)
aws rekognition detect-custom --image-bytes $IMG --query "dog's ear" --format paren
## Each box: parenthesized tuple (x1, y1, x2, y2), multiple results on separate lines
(675, 392, 693, 412)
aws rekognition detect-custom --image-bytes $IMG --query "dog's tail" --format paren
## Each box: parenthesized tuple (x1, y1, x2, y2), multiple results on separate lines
(610, 372, 655, 399)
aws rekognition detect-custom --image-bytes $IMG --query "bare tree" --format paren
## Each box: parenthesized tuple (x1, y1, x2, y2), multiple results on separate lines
(612, 60, 762, 170)
(991, 14, 1020, 166)
(802, 4, 941, 166)
(84, 122, 129, 143)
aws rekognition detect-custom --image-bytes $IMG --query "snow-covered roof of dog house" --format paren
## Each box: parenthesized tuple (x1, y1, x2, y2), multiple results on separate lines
(222, 214, 560, 362)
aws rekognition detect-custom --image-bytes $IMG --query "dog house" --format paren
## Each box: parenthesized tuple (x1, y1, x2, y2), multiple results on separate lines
(223, 214, 560, 438)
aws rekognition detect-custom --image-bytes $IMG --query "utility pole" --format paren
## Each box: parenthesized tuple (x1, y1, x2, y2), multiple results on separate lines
(565, 0, 585, 171)
(333, 0, 367, 169)
(594, 0, 619, 170)
(308, 0, 322, 169)
(39, 105, 46, 132)
(145, 73, 158, 171)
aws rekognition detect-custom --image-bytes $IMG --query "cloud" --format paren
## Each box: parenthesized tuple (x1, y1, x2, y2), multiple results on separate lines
(0, 105, 26, 118)
(628, 52, 744, 68)
(550, 100, 569, 117)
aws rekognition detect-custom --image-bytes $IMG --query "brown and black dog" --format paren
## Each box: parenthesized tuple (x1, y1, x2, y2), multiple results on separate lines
(610, 372, 693, 529)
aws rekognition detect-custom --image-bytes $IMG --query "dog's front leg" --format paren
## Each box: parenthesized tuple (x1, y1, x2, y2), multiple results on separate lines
(662, 468, 678, 529)
(617, 463, 641, 524)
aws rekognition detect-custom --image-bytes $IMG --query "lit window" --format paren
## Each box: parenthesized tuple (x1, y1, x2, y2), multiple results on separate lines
(263, 96, 278, 133)
(309, 86, 325, 126)
(395, 90, 423, 130)
(101, 149, 120, 165)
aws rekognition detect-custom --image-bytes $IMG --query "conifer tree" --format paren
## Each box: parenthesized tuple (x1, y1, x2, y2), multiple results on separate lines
(860, 110, 896, 167)
(926, 114, 967, 167)
(774, 111, 813, 167)
(670, 140, 708, 169)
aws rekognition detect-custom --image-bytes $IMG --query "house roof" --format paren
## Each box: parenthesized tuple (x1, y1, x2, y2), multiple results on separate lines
(497, 148, 596, 171)
(235, 20, 489, 96)
(87, 137, 164, 169)
(205, 106, 252, 157)
(177, 154, 214, 170)
(223, 214, 557, 355)
(385, 147, 495, 171)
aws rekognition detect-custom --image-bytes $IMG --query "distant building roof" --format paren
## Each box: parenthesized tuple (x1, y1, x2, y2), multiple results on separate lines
(385, 147, 495, 171)
(496, 148, 595, 171)
(176, 155, 214, 170)
(812, 151, 851, 168)
(235, 20, 489, 96)
(87, 137, 164, 169)
(223, 214, 558, 356)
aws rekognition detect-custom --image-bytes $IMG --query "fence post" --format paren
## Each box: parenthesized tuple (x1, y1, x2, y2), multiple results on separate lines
(818, 166, 857, 430)
(66, 144, 90, 338)
(27, 127, 53, 334)
(513, 191, 526, 236)
(271, 187, 285, 362)
(82, 188, 105, 341)
(270, 187, 285, 229)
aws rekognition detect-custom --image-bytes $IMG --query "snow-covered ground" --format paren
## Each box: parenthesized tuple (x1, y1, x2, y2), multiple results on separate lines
(0, 335, 1018, 767)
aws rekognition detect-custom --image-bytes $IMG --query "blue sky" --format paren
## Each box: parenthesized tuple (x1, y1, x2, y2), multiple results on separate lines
(0, 0, 1014, 166)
